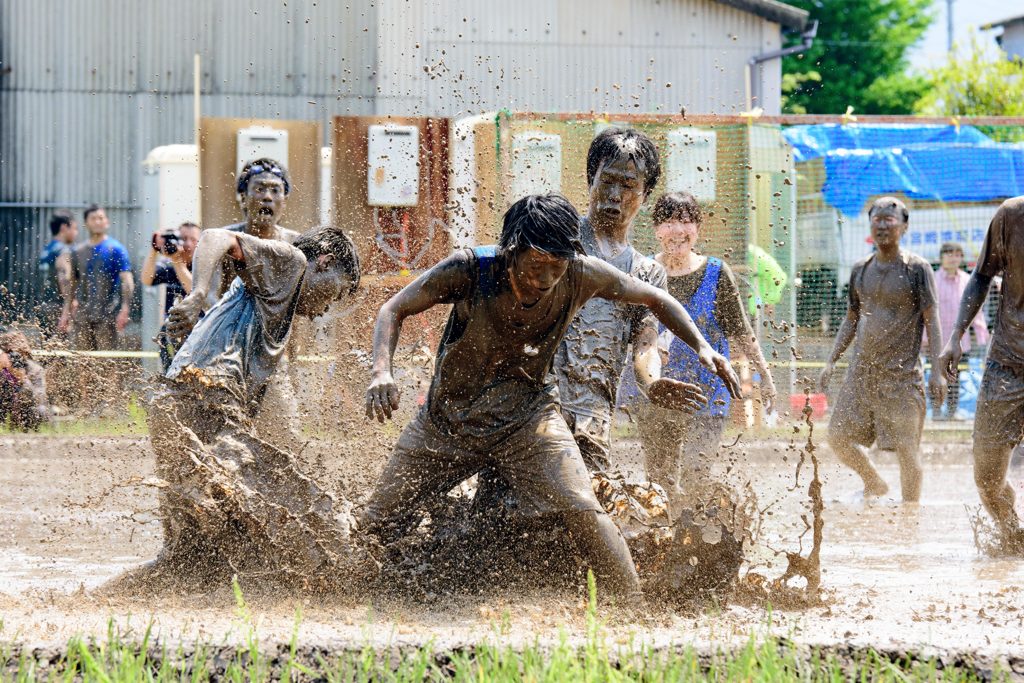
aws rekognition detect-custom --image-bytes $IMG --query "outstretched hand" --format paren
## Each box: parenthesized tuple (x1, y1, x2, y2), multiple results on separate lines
(699, 347, 742, 399)
(647, 378, 707, 413)
(166, 292, 205, 340)
(366, 371, 401, 422)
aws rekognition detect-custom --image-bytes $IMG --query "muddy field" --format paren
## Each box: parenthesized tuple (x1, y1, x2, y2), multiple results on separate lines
(2, 429, 1023, 662)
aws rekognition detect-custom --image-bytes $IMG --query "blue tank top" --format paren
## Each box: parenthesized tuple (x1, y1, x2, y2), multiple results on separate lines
(662, 257, 731, 417)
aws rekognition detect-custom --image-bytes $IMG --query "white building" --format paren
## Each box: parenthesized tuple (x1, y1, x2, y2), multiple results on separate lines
(985, 13, 1024, 62)
(0, 0, 809, 307)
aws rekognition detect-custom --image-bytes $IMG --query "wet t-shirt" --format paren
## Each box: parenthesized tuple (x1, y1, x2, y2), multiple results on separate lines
(554, 218, 667, 421)
(167, 233, 306, 410)
(976, 197, 1024, 369)
(71, 237, 132, 322)
(665, 259, 753, 342)
(427, 249, 599, 446)
(846, 250, 937, 379)
(216, 223, 301, 299)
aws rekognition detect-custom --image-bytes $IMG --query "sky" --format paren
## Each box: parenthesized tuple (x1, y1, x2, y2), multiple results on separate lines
(907, 0, 1021, 71)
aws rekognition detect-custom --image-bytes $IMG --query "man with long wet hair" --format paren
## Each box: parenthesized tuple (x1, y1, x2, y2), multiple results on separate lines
(361, 193, 740, 599)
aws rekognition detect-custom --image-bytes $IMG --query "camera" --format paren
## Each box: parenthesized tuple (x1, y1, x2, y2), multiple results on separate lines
(152, 230, 182, 256)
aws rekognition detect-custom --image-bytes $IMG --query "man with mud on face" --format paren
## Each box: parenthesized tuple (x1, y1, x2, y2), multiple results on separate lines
(939, 197, 1024, 543)
(139, 224, 362, 587)
(361, 193, 741, 600)
(551, 127, 674, 475)
(216, 158, 304, 450)
(819, 198, 946, 503)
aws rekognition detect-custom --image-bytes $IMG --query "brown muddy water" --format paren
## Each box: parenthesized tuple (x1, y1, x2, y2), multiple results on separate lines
(1, 432, 1023, 658)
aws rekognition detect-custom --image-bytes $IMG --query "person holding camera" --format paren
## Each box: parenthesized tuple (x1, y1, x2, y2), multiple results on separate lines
(141, 222, 200, 371)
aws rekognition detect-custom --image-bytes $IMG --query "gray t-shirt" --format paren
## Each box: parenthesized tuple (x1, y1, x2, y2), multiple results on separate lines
(554, 218, 667, 421)
(846, 249, 937, 380)
(976, 197, 1024, 369)
(167, 233, 307, 410)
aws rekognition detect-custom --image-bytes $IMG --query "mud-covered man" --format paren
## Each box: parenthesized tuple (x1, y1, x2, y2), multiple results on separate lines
(939, 197, 1024, 540)
(144, 224, 360, 584)
(552, 127, 670, 474)
(216, 158, 304, 449)
(820, 197, 946, 502)
(361, 194, 740, 599)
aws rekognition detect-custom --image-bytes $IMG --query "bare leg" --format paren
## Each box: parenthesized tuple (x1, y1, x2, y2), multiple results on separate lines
(974, 443, 1019, 534)
(828, 433, 889, 496)
(895, 442, 923, 503)
(564, 510, 641, 598)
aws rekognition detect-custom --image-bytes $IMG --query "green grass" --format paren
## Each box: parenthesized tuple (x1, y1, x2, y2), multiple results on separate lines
(0, 396, 149, 438)
(0, 575, 1006, 682)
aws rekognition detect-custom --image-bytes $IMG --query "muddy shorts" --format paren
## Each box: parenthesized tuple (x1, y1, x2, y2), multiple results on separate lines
(637, 403, 725, 498)
(73, 318, 118, 351)
(362, 404, 603, 544)
(561, 408, 613, 473)
(829, 369, 925, 452)
(973, 360, 1024, 451)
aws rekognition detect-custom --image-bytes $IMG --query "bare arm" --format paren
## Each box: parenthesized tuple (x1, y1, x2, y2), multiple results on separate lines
(922, 303, 948, 404)
(939, 271, 994, 380)
(817, 308, 857, 392)
(140, 247, 159, 286)
(366, 254, 473, 421)
(55, 251, 73, 301)
(166, 229, 242, 338)
(115, 271, 135, 331)
(632, 324, 660, 388)
(590, 263, 741, 398)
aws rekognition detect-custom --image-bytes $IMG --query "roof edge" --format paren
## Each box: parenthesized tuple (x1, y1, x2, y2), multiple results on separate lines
(982, 14, 1024, 30)
(714, 0, 809, 31)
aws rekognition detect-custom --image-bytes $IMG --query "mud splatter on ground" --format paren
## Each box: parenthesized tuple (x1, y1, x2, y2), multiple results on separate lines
(3, 430, 1024, 656)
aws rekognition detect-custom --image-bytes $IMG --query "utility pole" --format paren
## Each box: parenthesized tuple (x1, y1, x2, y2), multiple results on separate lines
(946, 0, 955, 54)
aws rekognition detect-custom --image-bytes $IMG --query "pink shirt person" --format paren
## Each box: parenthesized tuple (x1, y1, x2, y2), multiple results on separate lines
(935, 267, 988, 352)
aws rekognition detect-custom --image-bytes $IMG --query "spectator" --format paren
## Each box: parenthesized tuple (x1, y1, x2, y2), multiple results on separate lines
(37, 211, 78, 341)
(141, 222, 200, 371)
(61, 205, 134, 350)
(0, 330, 50, 430)
(931, 241, 989, 420)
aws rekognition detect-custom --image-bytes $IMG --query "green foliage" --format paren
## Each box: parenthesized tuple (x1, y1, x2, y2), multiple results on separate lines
(916, 30, 1024, 119)
(782, 0, 934, 114)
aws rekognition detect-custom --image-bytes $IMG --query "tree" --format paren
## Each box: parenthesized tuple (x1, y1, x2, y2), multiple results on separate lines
(916, 31, 1024, 118)
(782, 0, 934, 114)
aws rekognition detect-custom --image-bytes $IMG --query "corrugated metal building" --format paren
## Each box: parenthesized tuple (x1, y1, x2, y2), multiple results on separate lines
(0, 0, 808, 315)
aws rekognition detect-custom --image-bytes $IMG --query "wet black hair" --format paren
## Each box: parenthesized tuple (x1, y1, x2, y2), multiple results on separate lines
(49, 210, 75, 236)
(499, 193, 585, 259)
(237, 157, 291, 196)
(652, 192, 703, 227)
(83, 204, 104, 221)
(868, 196, 909, 224)
(586, 127, 661, 198)
(940, 242, 964, 256)
(294, 225, 361, 294)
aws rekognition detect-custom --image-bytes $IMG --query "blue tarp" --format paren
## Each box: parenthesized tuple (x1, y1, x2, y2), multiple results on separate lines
(819, 144, 1024, 216)
(783, 123, 991, 163)
(783, 124, 1024, 216)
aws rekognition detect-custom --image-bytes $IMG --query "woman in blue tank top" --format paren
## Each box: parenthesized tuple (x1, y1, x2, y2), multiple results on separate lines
(638, 192, 776, 511)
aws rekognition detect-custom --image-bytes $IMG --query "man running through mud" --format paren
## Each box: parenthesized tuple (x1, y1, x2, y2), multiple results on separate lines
(552, 127, 677, 474)
(939, 197, 1024, 542)
(215, 158, 304, 450)
(820, 197, 946, 502)
(141, 224, 362, 587)
(361, 193, 740, 599)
